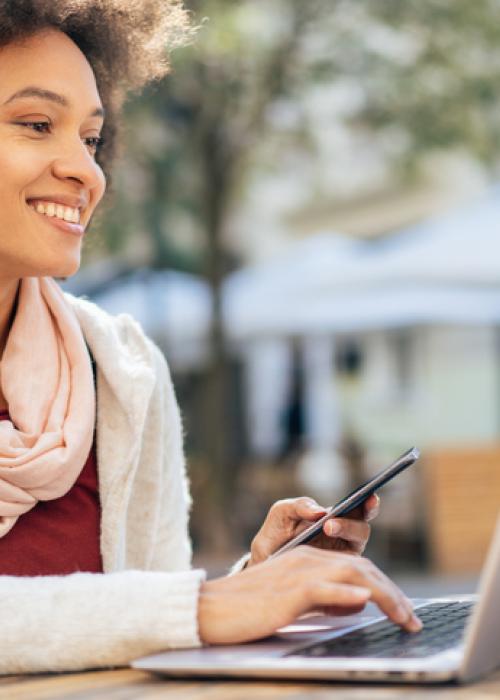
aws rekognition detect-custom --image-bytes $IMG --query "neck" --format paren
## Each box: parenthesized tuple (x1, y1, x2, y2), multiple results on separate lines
(0, 279, 20, 360)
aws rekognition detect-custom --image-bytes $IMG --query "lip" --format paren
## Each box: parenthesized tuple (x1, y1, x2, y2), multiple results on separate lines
(26, 194, 88, 210)
(29, 205, 85, 237)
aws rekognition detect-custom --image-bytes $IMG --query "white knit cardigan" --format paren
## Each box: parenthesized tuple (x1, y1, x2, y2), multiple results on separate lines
(0, 294, 206, 674)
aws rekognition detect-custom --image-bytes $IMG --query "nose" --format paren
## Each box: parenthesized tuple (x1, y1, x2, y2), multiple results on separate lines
(51, 137, 106, 195)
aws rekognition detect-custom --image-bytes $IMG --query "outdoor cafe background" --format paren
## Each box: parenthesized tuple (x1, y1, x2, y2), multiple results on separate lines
(65, 0, 500, 578)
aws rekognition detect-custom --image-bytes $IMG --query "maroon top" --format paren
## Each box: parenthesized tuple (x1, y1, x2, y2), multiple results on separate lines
(0, 409, 103, 576)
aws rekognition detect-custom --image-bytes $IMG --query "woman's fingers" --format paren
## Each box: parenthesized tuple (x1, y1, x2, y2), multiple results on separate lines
(310, 582, 371, 609)
(287, 497, 327, 521)
(335, 557, 421, 632)
(264, 498, 327, 535)
(249, 497, 327, 565)
(364, 493, 380, 521)
(320, 603, 368, 617)
(322, 517, 370, 551)
(348, 547, 412, 606)
(317, 494, 379, 554)
(250, 492, 379, 566)
(357, 559, 420, 628)
(300, 548, 421, 632)
(199, 545, 422, 646)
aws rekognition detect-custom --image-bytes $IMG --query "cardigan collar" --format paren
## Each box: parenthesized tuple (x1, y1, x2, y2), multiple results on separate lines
(65, 293, 156, 570)
(66, 293, 156, 423)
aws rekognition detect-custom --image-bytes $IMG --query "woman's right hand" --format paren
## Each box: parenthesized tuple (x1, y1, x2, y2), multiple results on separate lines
(198, 546, 422, 645)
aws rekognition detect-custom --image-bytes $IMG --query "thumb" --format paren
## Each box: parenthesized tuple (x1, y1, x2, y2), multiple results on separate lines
(293, 498, 328, 521)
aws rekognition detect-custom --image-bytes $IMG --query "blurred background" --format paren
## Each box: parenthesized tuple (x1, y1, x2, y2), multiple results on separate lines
(65, 0, 500, 592)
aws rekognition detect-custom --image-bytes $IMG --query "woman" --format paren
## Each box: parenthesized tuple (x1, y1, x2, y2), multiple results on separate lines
(0, 0, 421, 674)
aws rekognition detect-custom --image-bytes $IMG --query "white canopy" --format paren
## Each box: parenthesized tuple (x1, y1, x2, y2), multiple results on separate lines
(86, 269, 212, 368)
(91, 268, 212, 341)
(224, 187, 500, 337)
(70, 187, 500, 347)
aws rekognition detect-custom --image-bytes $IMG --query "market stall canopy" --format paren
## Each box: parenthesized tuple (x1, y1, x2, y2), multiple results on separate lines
(64, 266, 212, 368)
(224, 187, 500, 337)
(65, 187, 500, 346)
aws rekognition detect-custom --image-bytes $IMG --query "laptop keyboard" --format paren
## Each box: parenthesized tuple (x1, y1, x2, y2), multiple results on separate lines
(289, 601, 474, 659)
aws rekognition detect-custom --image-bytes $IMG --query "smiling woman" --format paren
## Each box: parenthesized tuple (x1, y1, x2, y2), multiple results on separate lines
(0, 0, 420, 678)
(0, 31, 106, 278)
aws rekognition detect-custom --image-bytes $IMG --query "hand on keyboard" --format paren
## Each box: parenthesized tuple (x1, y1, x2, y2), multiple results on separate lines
(198, 546, 422, 646)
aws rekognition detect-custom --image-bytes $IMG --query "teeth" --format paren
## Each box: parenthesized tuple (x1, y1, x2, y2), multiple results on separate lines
(30, 201, 80, 224)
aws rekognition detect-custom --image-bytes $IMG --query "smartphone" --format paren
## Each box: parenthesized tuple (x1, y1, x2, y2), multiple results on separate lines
(269, 446, 420, 559)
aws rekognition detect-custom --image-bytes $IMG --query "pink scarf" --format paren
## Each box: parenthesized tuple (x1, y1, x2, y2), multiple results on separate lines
(0, 277, 95, 537)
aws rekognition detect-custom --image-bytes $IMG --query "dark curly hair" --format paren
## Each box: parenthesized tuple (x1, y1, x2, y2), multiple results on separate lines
(0, 0, 191, 180)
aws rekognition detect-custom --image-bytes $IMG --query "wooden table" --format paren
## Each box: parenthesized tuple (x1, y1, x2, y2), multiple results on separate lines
(1, 667, 500, 699)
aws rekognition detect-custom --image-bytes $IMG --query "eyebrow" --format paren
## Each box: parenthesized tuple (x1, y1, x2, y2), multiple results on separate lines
(3, 86, 105, 118)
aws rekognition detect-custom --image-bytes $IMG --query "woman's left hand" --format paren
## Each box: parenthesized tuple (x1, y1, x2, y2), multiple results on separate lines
(247, 493, 380, 567)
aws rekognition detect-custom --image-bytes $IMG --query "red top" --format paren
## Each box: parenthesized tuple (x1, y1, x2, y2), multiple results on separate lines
(0, 409, 103, 576)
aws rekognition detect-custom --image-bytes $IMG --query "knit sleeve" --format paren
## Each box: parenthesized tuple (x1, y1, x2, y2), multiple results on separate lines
(105, 314, 195, 573)
(0, 568, 206, 673)
(146, 342, 193, 571)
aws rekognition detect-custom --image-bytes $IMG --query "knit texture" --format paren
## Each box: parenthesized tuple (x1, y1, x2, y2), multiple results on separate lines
(0, 569, 205, 673)
(0, 293, 205, 673)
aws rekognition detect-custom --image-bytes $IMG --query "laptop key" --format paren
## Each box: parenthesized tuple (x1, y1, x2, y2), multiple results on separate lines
(289, 601, 474, 659)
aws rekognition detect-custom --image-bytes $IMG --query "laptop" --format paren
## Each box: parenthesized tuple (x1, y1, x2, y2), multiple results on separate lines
(133, 515, 500, 684)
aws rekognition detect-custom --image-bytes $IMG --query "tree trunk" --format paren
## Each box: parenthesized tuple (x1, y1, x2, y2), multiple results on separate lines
(198, 121, 236, 554)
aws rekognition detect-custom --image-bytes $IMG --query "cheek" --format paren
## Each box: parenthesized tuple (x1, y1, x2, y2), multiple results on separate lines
(0, 144, 46, 208)
(0, 144, 78, 278)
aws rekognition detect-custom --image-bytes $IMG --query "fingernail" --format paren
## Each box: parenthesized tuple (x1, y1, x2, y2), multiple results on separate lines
(328, 520, 341, 535)
(408, 614, 423, 632)
(309, 502, 326, 513)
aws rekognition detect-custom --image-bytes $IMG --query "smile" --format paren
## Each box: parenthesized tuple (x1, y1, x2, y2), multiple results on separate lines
(27, 199, 85, 237)
(28, 199, 81, 224)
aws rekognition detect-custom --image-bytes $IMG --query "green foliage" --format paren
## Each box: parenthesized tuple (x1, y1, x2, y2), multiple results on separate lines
(349, 0, 500, 164)
(88, 0, 500, 534)
(93, 0, 326, 266)
(94, 0, 500, 263)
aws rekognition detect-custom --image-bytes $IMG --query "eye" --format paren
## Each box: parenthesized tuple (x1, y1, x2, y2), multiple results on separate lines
(84, 135, 104, 155)
(14, 120, 103, 155)
(17, 120, 51, 133)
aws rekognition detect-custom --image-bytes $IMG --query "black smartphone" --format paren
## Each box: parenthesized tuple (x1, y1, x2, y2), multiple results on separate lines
(269, 446, 420, 559)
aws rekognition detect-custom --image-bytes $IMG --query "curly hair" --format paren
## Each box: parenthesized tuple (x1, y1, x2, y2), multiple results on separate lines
(0, 0, 191, 179)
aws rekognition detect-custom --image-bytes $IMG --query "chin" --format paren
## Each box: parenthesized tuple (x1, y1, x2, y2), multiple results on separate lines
(57, 258, 81, 278)
(31, 255, 82, 280)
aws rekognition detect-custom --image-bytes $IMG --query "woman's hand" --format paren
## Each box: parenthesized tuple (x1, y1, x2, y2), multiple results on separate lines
(247, 494, 380, 567)
(198, 546, 421, 645)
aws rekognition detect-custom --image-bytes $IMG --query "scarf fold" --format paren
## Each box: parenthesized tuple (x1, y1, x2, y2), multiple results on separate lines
(0, 277, 95, 536)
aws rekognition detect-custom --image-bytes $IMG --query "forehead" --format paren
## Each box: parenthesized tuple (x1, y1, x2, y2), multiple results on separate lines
(0, 29, 102, 108)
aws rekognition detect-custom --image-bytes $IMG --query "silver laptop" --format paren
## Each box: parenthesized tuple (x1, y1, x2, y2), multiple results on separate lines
(133, 515, 500, 684)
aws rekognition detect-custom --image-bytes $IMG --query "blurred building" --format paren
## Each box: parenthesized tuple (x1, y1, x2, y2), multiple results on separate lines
(229, 187, 500, 456)
(67, 188, 500, 571)
(227, 187, 500, 572)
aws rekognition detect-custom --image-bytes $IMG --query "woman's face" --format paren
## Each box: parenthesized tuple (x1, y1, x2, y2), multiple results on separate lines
(0, 29, 106, 280)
